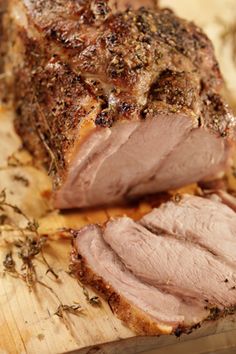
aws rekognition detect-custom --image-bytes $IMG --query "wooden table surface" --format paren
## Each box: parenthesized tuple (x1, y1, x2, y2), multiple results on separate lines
(1, 1, 236, 353)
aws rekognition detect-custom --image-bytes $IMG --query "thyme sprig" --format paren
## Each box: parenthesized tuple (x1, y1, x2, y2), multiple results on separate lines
(68, 265, 102, 308)
(0, 189, 58, 287)
(0, 188, 39, 233)
(82, 286, 101, 307)
(1, 189, 83, 339)
(0, 152, 32, 171)
(3, 251, 16, 274)
(55, 304, 83, 318)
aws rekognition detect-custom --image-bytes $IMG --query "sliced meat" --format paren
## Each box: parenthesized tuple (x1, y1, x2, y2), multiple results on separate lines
(2, 1, 235, 208)
(205, 190, 236, 213)
(72, 224, 210, 335)
(141, 194, 236, 267)
(104, 216, 236, 308)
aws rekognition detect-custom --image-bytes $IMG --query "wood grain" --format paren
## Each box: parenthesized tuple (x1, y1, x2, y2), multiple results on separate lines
(1, 1, 236, 353)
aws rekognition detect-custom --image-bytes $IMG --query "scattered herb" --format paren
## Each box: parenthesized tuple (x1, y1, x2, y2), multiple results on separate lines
(7, 154, 23, 167)
(14, 235, 47, 287)
(83, 286, 101, 307)
(41, 248, 59, 280)
(3, 246, 80, 334)
(55, 304, 83, 318)
(1, 189, 58, 288)
(0, 189, 39, 233)
(6, 152, 30, 168)
(0, 214, 8, 225)
(37, 333, 45, 341)
(1, 189, 84, 338)
(107, 296, 114, 314)
(66, 265, 76, 278)
(12, 174, 29, 187)
(37, 129, 58, 175)
(3, 252, 16, 274)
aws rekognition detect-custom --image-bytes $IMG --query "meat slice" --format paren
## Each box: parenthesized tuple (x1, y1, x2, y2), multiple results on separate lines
(2, 1, 236, 208)
(104, 216, 236, 308)
(206, 190, 236, 213)
(72, 194, 236, 334)
(72, 225, 210, 335)
(140, 194, 236, 268)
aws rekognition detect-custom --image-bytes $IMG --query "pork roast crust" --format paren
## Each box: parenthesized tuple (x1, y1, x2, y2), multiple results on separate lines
(1, 0, 235, 207)
(3, 2, 233, 159)
(71, 244, 200, 337)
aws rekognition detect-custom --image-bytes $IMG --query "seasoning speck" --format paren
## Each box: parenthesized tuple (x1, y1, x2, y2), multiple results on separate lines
(37, 333, 45, 341)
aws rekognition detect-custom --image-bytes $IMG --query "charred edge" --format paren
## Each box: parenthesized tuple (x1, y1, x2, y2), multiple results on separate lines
(205, 305, 236, 321)
(203, 93, 233, 137)
(71, 250, 173, 336)
(71, 249, 207, 337)
(206, 307, 222, 321)
(174, 322, 202, 337)
(95, 110, 114, 127)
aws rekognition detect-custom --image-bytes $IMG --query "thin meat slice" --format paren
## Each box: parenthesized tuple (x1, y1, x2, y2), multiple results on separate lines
(206, 190, 236, 213)
(141, 194, 236, 267)
(72, 225, 210, 335)
(104, 217, 236, 308)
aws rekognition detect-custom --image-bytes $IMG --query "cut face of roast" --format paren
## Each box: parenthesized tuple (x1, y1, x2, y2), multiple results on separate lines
(129, 129, 230, 197)
(55, 113, 195, 208)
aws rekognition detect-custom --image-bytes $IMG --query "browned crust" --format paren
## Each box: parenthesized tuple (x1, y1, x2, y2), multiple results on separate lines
(14, 31, 100, 182)
(2, 1, 235, 192)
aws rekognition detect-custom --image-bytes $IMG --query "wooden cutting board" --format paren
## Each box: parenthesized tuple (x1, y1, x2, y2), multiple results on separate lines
(1, 1, 236, 353)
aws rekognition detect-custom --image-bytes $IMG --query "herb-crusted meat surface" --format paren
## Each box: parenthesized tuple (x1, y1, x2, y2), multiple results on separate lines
(1, 0, 235, 208)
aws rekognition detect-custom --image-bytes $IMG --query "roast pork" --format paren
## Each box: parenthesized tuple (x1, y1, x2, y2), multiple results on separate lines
(1, 0, 235, 208)
(72, 224, 210, 336)
(72, 194, 236, 335)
